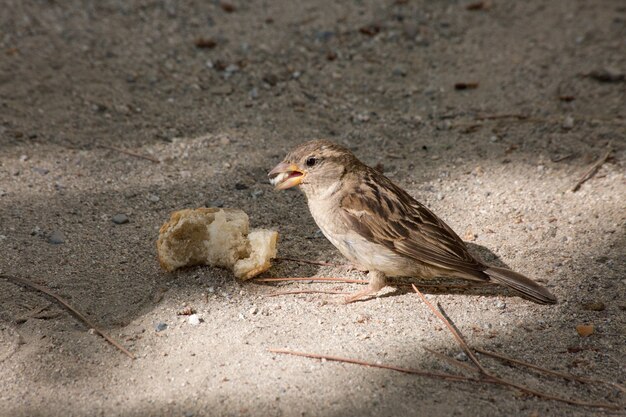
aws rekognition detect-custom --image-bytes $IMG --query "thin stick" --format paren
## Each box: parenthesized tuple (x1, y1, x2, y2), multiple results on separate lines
(475, 348, 626, 394)
(572, 144, 612, 192)
(275, 257, 341, 267)
(0, 274, 135, 359)
(269, 348, 621, 409)
(269, 348, 472, 382)
(412, 284, 491, 377)
(253, 277, 368, 284)
(481, 373, 621, 410)
(267, 290, 348, 297)
(98, 144, 160, 163)
(475, 113, 529, 121)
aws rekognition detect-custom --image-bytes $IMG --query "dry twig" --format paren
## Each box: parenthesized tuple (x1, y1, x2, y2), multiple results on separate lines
(0, 274, 135, 359)
(275, 257, 341, 267)
(269, 347, 621, 409)
(475, 113, 529, 121)
(267, 290, 348, 297)
(98, 144, 160, 163)
(411, 284, 491, 376)
(269, 348, 473, 382)
(571, 144, 612, 192)
(253, 277, 368, 284)
(475, 348, 626, 394)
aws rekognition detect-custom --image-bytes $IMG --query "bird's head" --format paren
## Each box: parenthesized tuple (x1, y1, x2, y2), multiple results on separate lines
(268, 140, 358, 198)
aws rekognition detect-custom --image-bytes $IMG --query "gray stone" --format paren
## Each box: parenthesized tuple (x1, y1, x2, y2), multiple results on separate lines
(112, 214, 129, 224)
(155, 322, 167, 332)
(206, 200, 224, 208)
(562, 115, 574, 130)
(392, 65, 407, 77)
(48, 230, 65, 244)
(32, 167, 49, 175)
(248, 87, 259, 99)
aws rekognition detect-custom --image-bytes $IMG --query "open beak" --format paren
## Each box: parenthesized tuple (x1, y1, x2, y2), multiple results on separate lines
(268, 162, 305, 190)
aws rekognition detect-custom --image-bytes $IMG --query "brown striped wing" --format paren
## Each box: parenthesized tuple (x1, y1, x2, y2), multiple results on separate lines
(339, 169, 487, 279)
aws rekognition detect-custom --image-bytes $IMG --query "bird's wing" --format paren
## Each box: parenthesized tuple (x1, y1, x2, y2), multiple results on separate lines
(339, 169, 486, 278)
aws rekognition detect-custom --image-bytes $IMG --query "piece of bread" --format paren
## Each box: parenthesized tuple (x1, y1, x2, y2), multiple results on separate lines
(233, 229, 279, 280)
(157, 208, 278, 280)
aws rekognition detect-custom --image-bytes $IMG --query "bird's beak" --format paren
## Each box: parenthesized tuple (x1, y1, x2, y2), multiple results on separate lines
(268, 162, 305, 190)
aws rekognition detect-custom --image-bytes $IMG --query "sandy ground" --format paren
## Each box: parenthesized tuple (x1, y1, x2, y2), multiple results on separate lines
(1, 1, 625, 416)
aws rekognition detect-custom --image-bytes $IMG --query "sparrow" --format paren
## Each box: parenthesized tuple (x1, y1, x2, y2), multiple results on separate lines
(268, 140, 557, 304)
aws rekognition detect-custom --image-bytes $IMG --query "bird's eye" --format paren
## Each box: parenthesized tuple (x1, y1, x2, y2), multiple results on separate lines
(305, 157, 317, 167)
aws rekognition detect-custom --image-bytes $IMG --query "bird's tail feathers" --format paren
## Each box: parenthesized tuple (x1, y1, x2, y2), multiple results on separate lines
(484, 266, 557, 305)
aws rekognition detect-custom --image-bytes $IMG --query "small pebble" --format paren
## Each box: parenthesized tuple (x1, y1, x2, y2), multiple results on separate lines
(455, 352, 468, 362)
(313, 230, 324, 238)
(353, 113, 370, 123)
(495, 300, 506, 310)
(436, 120, 452, 131)
(224, 64, 240, 74)
(31, 226, 42, 236)
(155, 322, 167, 332)
(206, 200, 225, 208)
(249, 87, 259, 99)
(148, 194, 160, 203)
(32, 167, 49, 175)
(314, 30, 335, 42)
(48, 230, 65, 244)
(188, 314, 201, 326)
(112, 214, 129, 224)
(562, 116, 574, 130)
(251, 189, 263, 199)
(210, 85, 233, 95)
(262, 73, 278, 86)
(392, 65, 407, 77)
(575, 324, 594, 337)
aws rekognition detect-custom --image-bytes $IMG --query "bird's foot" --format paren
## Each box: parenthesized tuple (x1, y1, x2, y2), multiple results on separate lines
(342, 270, 387, 304)
(342, 287, 380, 304)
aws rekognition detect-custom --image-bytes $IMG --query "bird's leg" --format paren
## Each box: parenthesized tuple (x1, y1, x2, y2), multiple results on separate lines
(343, 270, 387, 303)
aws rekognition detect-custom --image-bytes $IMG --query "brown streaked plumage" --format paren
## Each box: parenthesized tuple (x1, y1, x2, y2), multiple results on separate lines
(268, 139, 557, 304)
